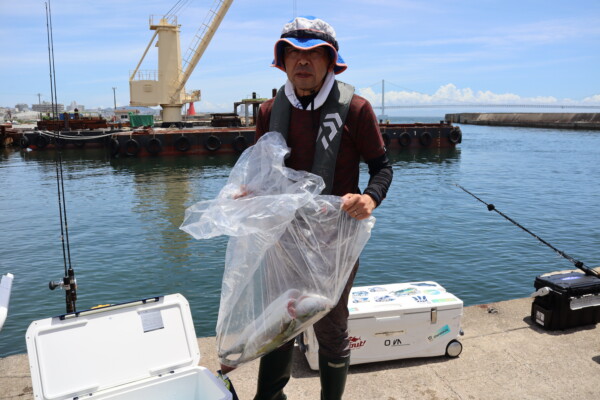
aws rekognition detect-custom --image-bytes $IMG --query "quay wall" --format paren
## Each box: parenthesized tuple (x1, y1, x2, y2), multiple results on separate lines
(2, 297, 600, 399)
(445, 112, 600, 130)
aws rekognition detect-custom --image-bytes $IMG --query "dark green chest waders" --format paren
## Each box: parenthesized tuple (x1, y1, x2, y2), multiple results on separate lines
(269, 81, 355, 195)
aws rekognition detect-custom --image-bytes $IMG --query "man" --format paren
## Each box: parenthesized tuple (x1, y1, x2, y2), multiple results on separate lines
(251, 16, 393, 400)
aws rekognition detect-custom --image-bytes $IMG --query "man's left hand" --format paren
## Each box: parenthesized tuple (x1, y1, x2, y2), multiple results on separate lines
(341, 193, 376, 220)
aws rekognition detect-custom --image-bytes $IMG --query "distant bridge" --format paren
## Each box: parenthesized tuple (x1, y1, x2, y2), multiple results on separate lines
(368, 80, 600, 111)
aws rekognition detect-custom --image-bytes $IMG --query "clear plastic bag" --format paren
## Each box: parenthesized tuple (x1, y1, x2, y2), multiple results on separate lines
(181, 131, 374, 368)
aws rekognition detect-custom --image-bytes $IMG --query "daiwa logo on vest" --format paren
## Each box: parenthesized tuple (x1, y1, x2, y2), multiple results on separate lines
(318, 113, 342, 150)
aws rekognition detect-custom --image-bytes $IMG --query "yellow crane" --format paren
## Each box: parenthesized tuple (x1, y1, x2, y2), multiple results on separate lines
(129, 0, 234, 124)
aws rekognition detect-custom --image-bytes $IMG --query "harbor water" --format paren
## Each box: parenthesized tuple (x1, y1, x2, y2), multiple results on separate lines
(1, 118, 599, 357)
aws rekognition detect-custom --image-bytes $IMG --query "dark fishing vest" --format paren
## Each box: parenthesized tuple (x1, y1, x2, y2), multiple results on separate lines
(269, 80, 355, 195)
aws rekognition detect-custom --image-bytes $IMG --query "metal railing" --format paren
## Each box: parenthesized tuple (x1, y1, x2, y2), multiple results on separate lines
(130, 70, 158, 81)
(149, 14, 177, 27)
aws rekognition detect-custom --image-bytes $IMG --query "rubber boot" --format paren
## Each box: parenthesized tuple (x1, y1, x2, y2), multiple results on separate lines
(319, 354, 350, 400)
(253, 343, 294, 400)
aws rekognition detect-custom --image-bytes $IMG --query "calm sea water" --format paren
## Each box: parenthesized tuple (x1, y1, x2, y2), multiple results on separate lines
(1, 117, 599, 357)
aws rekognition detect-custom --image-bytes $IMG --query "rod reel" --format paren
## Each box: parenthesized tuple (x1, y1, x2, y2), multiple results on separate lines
(48, 268, 77, 313)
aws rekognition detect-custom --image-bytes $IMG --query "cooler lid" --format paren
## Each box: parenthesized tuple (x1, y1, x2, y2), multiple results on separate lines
(535, 271, 600, 295)
(26, 293, 200, 400)
(348, 281, 463, 318)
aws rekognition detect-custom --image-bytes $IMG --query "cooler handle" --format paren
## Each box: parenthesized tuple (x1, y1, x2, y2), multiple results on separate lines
(531, 287, 551, 298)
(374, 316, 401, 322)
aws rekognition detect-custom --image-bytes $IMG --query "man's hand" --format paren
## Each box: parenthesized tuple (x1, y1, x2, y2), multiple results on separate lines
(341, 193, 376, 220)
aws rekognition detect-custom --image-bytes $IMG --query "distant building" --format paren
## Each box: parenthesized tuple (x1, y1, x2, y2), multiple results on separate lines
(15, 103, 29, 112)
(67, 101, 85, 112)
(32, 101, 65, 113)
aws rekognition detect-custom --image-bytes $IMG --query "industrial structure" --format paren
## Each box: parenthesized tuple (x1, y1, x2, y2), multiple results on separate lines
(129, 0, 233, 125)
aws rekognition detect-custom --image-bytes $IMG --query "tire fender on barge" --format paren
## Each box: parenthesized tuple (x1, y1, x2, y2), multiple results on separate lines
(419, 131, 432, 147)
(35, 134, 49, 149)
(146, 137, 162, 155)
(109, 138, 120, 156)
(232, 135, 248, 153)
(174, 135, 191, 152)
(398, 131, 411, 147)
(204, 135, 222, 152)
(125, 138, 140, 156)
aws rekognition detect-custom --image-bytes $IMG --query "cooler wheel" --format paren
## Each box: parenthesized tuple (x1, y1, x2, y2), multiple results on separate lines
(445, 339, 462, 357)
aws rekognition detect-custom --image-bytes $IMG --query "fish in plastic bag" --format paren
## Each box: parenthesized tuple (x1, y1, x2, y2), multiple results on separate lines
(181, 131, 374, 368)
(219, 289, 333, 366)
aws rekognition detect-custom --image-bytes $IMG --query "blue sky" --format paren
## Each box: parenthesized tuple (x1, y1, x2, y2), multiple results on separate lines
(1, 0, 599, 115)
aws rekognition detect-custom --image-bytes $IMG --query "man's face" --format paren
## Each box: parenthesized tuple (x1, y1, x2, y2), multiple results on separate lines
(283, 45, 333, 97)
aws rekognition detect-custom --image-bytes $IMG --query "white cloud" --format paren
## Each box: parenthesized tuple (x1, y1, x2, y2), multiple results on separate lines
(358, 83, 600, 106)
(583, 95, 600, 103)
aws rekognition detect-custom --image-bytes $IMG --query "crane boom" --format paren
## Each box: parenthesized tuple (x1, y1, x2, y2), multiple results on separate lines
(129, 30, 158, 82)
(171, 0, 234, 102)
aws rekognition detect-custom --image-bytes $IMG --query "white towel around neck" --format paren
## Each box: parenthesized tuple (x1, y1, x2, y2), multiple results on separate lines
(284, 71, 335, 110)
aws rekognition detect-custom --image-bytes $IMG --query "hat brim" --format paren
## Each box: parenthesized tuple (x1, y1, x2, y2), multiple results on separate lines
(272, 38, 347, 74)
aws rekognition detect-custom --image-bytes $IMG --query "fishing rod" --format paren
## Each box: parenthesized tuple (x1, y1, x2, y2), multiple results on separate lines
(45, 0, 77, 313)
(49, 149, 77, 313)
(455, 183, 599, 278)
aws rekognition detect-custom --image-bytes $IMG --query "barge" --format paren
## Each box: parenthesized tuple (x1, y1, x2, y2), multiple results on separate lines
(10, 121, 461, 156)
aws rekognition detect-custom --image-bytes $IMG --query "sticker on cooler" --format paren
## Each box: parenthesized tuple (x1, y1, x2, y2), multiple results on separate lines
(432, 297, 458, 303)
(394, 288, 418, 296)
(412, 295, 429, 303)
(375, 295, 396, 302)
(349, 336, 367, 350)
(428, 324, 451, 342)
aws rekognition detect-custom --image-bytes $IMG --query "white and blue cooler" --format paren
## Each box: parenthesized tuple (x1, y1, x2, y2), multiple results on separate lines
(302, 281, 464, 370)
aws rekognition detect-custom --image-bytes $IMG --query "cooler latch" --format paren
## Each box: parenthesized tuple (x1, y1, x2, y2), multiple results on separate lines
(430, 307, 437, 324)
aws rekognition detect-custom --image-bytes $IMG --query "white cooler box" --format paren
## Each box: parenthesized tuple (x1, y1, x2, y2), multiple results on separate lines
(302, 281, 463, 370)
(26, 294, 231, 400)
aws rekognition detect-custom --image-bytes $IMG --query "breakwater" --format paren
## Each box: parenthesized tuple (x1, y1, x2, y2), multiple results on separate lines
(445, 112, 600, 130)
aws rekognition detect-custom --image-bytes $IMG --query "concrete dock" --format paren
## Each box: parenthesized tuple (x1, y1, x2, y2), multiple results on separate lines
(2, 297, 599, 399)
(445, 112, 600, 130)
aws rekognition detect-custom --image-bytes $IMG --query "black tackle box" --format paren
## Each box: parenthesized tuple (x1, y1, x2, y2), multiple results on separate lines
(531, 270, 600, 330)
